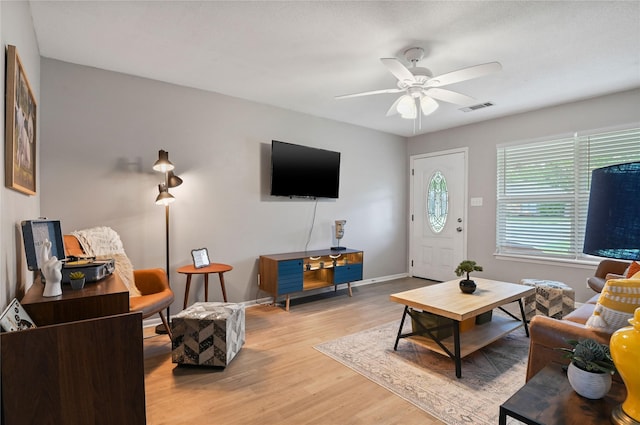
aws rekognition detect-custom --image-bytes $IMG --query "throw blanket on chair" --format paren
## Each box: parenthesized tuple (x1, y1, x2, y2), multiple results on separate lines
(71, 226, 141, 297)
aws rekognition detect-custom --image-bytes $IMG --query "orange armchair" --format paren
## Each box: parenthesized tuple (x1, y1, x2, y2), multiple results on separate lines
(587, 259, 630, 293)
(64, 235, 175, 339)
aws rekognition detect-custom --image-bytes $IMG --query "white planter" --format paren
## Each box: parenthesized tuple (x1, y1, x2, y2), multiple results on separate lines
(567, 362, 612, 399)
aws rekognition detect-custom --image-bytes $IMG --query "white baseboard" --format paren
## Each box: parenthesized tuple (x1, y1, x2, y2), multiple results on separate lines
(142, 272, 409, 328)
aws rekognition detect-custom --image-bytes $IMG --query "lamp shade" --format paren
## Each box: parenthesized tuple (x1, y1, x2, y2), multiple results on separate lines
(583, 162, 640, 260)
(155, 183, 175, 206)
(167, 170, 183, 188)
(153, 150, 175, 172)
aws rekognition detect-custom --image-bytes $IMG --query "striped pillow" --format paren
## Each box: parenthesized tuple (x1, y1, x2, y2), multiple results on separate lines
(585, 278, 640, 333)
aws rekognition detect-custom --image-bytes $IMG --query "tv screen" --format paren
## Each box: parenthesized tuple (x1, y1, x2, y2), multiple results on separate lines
(270, 140, 341, 198)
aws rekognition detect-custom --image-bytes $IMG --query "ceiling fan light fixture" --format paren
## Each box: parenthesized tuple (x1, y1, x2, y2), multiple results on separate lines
(396, 95, 417, 118)
(420, 96, 439, 116)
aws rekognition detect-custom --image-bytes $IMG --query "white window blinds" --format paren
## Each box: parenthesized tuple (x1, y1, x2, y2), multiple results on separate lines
(496, 127, 640, 260)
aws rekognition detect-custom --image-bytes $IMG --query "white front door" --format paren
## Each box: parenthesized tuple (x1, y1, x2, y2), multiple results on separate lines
(410, 149, 467, 281)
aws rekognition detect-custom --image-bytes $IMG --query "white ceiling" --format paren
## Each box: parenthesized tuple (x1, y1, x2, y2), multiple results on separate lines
(29, 1, 640, 137)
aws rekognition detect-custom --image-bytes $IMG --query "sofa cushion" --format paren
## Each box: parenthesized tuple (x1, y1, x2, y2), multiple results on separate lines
(563, 302, 596, 324)
(585, 278, 640, 333)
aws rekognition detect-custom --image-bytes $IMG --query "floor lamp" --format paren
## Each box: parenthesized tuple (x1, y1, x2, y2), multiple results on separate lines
(583, 161, 640, 425)
(153, 150, 183, 334)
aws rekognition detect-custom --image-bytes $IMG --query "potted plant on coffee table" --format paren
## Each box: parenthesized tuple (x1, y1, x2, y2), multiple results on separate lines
(454, 260, 483, 294)
(557, 338, 616, 399)
(69, 271, 86, 290)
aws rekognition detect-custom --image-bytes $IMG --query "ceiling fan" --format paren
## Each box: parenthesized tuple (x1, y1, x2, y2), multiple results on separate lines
(335, 47, 501, 128)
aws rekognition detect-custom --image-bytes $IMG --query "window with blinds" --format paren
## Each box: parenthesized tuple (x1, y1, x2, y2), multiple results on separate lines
(496, 127, 640, 260)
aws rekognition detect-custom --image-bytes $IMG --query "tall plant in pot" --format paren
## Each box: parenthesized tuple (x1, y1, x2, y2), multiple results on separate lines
(454, 260, 483, 294)
(557, 338, 616, 399)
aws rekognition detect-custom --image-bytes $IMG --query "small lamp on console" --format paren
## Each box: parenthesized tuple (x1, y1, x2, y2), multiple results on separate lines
(583, 161, 640, 425)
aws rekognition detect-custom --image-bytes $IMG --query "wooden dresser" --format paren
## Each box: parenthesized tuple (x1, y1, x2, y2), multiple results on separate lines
(1, 274, 146, 424)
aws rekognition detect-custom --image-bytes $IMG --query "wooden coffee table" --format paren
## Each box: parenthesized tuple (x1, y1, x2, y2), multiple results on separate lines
(390, 278, 534, 378)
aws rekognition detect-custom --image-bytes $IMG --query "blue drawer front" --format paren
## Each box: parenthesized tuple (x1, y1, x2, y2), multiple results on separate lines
(334, 263, 363, 284)
(277, 260, 303, 294)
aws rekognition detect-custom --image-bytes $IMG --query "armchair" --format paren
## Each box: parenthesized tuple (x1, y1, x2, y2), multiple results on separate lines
(64, 234, 175, 339)
(586, 259, 630, 293)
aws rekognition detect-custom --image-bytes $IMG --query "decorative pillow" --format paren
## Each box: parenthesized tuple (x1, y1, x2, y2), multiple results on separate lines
(626, 261, 640, 278)
(633, 270, 640, 279)
(586, 278, 640, 333)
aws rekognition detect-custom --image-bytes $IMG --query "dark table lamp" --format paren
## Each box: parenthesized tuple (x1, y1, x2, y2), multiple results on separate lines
(583, 161, 640, 425)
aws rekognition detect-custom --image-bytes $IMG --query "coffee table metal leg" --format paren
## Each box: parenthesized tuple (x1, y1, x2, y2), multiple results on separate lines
(394, 306, 409, 351)
(453, 321, 461, 378)
(498, 406, 508, 425)
(518, 299, 529, 337)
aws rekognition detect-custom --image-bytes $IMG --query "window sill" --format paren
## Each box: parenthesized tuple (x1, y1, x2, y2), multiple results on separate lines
(494, 253, 599, 270)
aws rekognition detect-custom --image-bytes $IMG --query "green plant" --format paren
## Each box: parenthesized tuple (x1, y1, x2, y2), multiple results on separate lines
(69, 271, 85, 280)
(454, 260, 483, 281)
(557, 338, 616, 375)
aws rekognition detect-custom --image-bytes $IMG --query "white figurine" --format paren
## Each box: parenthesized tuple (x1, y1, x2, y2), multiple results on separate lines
(40, 239, 63, 297)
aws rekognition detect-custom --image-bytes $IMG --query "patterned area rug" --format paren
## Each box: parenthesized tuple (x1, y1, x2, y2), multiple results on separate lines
(314, 319, 528, 425)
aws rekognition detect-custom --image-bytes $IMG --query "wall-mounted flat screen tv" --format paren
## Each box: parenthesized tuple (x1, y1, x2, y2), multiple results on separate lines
(270, 140, 341, 199)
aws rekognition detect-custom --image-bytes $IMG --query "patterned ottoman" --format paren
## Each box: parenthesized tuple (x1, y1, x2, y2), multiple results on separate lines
(171, 302, 245, 367)
(519, 279, 575, 321)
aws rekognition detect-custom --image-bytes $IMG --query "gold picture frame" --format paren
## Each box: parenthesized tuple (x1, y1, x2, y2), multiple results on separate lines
(5, 45, 37, 195)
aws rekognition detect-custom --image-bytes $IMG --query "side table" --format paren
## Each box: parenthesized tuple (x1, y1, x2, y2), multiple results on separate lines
(177, 263, 233, 309)
(499, 364, 626, 425)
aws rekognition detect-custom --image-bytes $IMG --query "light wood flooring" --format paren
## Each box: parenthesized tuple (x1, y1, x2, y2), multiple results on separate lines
(143, 277, 446, 425)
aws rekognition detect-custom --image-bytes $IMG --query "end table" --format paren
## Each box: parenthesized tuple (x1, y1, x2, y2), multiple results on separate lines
(177, 263, 233, 309)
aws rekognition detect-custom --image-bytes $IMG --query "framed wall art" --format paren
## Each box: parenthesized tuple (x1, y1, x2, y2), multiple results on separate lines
(5, 45, 37, 195)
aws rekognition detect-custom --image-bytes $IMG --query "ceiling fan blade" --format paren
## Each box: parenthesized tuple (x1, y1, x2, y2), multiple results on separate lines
(427, 62, 502, 87)
(335, 88, 403, 100)
(425, 88, 476, 106)
(380, 58, 416, 83)
(420, 96, 439, 116)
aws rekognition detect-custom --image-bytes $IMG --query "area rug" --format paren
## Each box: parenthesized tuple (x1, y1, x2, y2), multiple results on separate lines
(314, 319, 528, 425)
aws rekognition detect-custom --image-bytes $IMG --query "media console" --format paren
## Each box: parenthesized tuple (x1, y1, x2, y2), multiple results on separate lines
(259, 248, 364, 310)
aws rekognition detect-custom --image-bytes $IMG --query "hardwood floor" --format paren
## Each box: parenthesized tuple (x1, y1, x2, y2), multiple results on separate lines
(143, 277, 445, 425)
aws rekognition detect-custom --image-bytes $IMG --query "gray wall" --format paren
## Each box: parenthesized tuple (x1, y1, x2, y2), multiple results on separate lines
(1, 1, 41, 308)
(39, 59, 408, 310)
(408, 88, 640, 302)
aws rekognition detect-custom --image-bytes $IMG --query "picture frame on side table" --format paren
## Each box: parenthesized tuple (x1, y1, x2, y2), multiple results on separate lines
(191, 248, 210, 269)
(5, 45, 37, 195)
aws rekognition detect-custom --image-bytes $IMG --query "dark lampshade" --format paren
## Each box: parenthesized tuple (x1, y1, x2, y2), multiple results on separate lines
(583, 162, 640, 260)
(153, 149, 175, 172)
(155, 183, 175, 206)
(167, 170, 183, 188)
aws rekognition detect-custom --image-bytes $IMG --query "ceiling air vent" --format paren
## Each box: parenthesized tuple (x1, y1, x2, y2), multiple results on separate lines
(460, 102, 494, 112)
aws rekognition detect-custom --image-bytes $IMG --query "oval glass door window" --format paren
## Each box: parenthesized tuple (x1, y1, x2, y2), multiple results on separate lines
(427, 170, 448, 233)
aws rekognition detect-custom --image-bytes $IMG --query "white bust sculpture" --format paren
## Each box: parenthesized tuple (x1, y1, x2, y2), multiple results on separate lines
(41, 239, 63, 297)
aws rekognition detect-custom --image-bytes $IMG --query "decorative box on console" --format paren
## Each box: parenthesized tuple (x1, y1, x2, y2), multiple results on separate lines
(171, 302, 245, 367)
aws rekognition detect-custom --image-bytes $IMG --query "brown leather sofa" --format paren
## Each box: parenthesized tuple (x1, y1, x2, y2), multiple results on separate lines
(526, 259, 631, 382)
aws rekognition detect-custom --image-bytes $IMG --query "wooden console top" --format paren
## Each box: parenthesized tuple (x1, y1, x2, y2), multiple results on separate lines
(21, 273, 130, 326)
